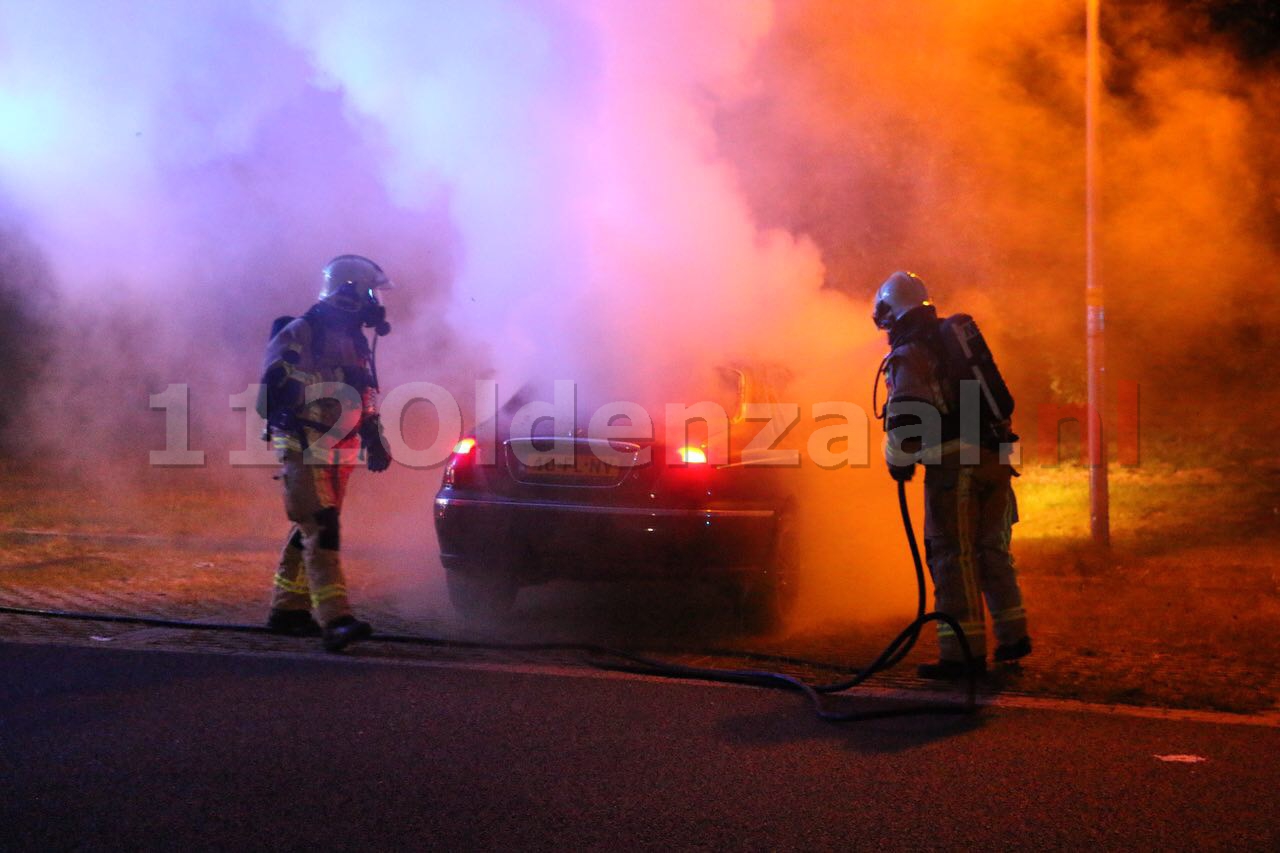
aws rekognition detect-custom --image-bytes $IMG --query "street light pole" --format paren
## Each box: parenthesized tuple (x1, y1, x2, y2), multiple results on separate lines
(1085, 0, 1110, 548)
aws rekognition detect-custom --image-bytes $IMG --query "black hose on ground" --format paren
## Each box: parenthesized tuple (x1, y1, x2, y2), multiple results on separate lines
(576, 479, 978, 721)
(0, 482, 977, 721)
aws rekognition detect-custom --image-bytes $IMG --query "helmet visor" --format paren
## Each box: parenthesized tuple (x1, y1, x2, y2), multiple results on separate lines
(872, 299, 894, 330)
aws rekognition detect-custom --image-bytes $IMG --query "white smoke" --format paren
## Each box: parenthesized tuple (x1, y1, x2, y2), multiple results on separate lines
(0, 0, 908, 624)
(0, 0, 844, 411)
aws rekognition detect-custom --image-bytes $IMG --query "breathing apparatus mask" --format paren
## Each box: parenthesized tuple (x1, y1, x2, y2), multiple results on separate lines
(359, 295, 391, 337)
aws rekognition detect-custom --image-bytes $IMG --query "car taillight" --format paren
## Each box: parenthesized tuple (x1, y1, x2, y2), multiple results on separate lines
(677, 445, 708, 465)
(444, 437, 478, 485)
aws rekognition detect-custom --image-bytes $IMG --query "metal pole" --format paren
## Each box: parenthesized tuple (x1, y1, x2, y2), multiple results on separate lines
(1085, 0, 1110, 547)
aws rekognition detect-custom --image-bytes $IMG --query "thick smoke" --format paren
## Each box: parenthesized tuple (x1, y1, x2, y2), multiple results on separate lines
(0, 1, 848, 442)
(0, 0, 882, 623)
(1, 1, 1274, 629)
(717, 0, 1280, 456)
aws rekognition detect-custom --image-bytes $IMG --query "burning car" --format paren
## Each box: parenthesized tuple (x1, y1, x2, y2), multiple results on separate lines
(433, 366, 801, 630)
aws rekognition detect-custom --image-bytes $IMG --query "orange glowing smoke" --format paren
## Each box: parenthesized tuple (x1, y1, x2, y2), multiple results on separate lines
(717, 0, 1279, 460)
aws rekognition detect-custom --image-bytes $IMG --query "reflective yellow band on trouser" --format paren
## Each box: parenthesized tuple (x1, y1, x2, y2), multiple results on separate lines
(957, 468, 984, 634)
(310, 584, 348, 605)
(937, 621, 986, 639)
(992, 606, 1027, 626)
(273, 575, 309, 595)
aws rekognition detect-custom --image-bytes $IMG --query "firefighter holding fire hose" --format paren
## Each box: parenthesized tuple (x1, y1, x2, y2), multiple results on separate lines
(258, 255, 394, 652)
(874, 271, 1032, 679)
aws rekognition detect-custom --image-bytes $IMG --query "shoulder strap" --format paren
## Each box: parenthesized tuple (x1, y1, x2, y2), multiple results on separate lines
(300, 305, 326, 359)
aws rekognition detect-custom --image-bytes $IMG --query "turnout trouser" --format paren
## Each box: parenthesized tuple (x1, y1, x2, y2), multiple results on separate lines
(270, 439, 359, 626)
(923, 448, 1028, 662)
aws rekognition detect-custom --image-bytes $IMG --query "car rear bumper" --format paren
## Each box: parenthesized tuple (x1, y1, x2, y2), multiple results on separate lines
(434, 494, 778, 582)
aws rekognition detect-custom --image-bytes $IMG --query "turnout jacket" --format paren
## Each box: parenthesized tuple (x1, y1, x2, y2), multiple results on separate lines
(262, 305, 379, 453)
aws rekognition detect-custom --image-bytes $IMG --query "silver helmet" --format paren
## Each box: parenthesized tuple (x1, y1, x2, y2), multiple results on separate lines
(872, 270, 930, 330)
(319, 254, 394, 314)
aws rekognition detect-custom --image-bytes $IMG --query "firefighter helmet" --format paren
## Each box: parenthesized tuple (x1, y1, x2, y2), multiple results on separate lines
(319, 254, 394, 314)
(872, 270, 931, 330)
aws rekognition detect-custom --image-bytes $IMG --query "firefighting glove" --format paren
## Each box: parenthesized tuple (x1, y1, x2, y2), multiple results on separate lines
(360, 415, 392, 473)
(888, 462, 916, 483)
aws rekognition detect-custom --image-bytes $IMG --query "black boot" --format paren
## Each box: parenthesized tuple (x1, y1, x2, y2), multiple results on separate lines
(917, 659, 987, 680)
(322, 615, 373, 652)
(266, 609, 322, 637)
(994, 635, 1032, 663)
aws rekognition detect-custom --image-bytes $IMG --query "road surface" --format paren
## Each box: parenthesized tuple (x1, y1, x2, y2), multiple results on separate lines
(1, 640, 1274, 850)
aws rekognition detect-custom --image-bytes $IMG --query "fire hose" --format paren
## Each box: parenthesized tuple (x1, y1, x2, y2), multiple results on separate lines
(0, 481, 977, 722)
(577, 479, 979, 721)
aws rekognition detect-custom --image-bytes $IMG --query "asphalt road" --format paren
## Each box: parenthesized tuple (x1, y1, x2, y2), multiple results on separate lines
(1, 641, 1274, 851)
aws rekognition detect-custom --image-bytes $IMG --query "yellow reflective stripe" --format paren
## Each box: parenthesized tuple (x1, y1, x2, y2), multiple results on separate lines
(1003, 488, 1016, 545)
(310, 584, 347, 604)
(992, 606, 1026, 625)
(938, 621, 985, 638)
(279, 362, 319, 387)
(956, 468, 983, 627)
(274, 575, 309, 595)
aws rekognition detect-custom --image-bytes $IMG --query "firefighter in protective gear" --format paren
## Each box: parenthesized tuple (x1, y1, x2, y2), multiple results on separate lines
(261, 254, 394, 652)
(874, 271, 1031, 679)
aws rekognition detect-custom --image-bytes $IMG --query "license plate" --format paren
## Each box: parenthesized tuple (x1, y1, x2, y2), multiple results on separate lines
(523, 452, 618, 479)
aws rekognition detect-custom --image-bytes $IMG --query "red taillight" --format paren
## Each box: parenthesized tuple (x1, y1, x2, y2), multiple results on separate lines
(444, 437, 478, 485)
(677, 445, 708, 465)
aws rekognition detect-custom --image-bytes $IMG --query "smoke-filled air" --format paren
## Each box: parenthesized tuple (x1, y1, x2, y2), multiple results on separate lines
(1, 1, 1276, 629)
